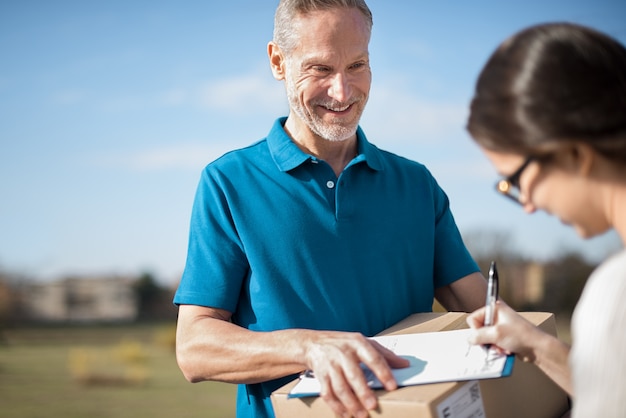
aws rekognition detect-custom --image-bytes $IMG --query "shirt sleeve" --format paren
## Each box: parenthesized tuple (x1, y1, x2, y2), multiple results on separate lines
(173, 166, 249, 312)
(430, 173, 480, 288)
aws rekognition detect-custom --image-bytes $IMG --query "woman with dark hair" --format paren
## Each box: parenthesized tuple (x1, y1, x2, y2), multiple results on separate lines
(465, 22, 626, 416)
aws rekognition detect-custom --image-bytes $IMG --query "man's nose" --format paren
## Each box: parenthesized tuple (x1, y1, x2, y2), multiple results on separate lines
(327, 72, 352, 103)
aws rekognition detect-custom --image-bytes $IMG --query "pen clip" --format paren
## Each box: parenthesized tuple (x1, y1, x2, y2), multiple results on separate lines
(484, 261, 499, 327)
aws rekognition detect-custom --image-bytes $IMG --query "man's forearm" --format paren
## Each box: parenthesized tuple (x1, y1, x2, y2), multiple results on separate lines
(176, 306, 307, 384)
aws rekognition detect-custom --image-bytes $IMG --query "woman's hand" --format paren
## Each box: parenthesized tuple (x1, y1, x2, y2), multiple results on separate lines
(466, 301, 573, 395)
(466, 301, 542, 362)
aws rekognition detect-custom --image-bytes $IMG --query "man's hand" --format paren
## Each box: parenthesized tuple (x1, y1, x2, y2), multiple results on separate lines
(303, 330, 410, 418)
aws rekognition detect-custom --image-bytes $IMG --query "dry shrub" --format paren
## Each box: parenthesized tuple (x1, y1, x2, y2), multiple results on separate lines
(153, 323, 176, 351)
(68, 339, 150, 386)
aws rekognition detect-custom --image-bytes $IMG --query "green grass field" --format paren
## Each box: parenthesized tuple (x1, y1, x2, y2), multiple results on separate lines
(0, 322, 237, 418)
(0, 317, 572, 418)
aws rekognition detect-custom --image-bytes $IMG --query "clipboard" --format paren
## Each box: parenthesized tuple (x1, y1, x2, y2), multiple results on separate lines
(288, 328, 515, 398)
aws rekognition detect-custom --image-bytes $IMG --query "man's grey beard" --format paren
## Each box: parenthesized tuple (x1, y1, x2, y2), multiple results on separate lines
(285, 80, 365, 142)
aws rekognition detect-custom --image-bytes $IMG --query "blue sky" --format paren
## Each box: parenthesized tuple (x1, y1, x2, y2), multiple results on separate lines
(1, 0, 624, 284)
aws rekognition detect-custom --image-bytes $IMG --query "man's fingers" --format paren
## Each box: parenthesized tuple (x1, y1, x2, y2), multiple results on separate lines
(307, 332, 409, 416)
(344, 363, 378, 411)
(318, 373, 348, 418)
(365, 340, 406, 391)
(320, 367, 371, 418)
(372, 340, 410, 369)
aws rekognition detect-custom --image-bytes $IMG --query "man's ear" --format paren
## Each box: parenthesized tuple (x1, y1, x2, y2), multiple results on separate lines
(268, 42, 286, 81)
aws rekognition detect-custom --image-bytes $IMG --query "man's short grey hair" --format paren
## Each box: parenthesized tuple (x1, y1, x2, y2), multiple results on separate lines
(273, 0, 373, 54)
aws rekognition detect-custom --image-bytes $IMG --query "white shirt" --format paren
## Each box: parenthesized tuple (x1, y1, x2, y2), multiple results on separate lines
(570, 249, 626, 417)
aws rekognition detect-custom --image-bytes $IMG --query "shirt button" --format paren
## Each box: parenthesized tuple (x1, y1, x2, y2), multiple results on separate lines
(326, 181, 335, 189)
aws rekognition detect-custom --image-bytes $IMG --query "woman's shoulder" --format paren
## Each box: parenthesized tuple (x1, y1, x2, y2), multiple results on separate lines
(591, 249, 626, 283)
(576, 249, 626, 323)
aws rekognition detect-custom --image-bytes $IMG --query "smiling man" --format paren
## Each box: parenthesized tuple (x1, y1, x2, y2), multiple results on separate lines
(271, 4, 371, 175)
(174, 1, 487, 417)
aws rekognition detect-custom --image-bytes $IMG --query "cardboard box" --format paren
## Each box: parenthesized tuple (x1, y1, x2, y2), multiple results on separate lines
(271, 312, 569, 418)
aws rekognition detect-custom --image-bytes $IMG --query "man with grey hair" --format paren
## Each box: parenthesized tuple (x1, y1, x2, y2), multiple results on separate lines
(174, 1, 487, 417)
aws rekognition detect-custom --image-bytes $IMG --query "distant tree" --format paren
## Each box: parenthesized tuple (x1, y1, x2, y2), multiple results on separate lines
(0, 275, 10, 340)
(0, 269, 32, 327)
(134, 272, 160, 307)
(133, 272, 177, 321)
(463, 228, 529, 263)
(462, 228, 529, 308)
(460, 230, 598, 319)
(540, 252, 595, 316)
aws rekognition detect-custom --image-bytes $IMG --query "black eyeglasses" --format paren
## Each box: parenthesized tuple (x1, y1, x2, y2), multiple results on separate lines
(495, 156, 536, 205)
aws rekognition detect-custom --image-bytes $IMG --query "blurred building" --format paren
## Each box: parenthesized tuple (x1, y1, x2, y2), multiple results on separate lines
(502, 262, 547, 308)
(22, 276, 138, 322)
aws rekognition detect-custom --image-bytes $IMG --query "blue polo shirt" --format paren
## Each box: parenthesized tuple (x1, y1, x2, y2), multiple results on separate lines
(174, 117, 479, 418)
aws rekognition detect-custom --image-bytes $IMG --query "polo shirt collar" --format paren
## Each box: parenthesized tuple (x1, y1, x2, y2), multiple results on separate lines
(267, 117, 384, 172)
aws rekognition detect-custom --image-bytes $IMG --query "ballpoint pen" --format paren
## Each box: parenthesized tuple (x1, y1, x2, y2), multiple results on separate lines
(483, 261, 499, 354)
